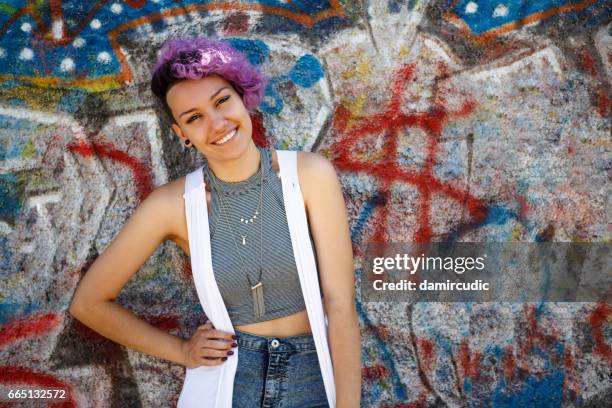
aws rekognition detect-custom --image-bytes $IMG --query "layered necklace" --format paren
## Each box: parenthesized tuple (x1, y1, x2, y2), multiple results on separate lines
(207, 152, 266, 319)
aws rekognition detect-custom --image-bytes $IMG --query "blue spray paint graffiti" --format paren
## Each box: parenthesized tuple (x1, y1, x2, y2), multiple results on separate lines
(261, 54, 324, 114)
(0, 298, 44, 325)
(450, 0, 606, 36)
(0, 0, 340, 84)
(351, 194, 384, 244)
(0, 173, 21, 224)
(492, 371, 565, 408)
(225, 37, 324, 115)
(226, 38, 269, 66)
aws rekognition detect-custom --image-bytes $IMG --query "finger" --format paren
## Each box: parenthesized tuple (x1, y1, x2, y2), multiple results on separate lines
(201, 348, 233, 358)
(201, 356, 227, 366)
(200, 338, 234, 351)
(202, 329, 236, 342)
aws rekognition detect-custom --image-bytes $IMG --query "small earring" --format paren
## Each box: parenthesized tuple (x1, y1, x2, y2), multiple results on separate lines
(184, 139, 192, 147)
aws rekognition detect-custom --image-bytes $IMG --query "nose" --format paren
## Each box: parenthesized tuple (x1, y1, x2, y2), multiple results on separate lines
(208, 110, 228, 137)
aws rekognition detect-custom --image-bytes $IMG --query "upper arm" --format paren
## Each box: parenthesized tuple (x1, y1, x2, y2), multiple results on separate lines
(71, 184, 183, 310)
(297, 152, 355, 313)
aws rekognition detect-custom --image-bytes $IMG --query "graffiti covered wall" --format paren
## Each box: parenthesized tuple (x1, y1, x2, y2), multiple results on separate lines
(0, 0, 610, 406)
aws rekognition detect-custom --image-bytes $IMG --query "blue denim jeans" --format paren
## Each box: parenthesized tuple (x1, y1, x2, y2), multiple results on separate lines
(232, 328, 329, 408)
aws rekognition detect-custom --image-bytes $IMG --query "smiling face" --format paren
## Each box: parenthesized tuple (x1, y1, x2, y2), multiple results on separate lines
(167, 74, 254, 163)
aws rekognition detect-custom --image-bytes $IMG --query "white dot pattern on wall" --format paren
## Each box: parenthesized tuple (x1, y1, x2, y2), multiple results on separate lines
(97, 51, 111, 64)
(493, 4, 509, 18)
(60, 58, 75, 72)
(111, 3, 123, 14)
(72, 37, 85, 48)
(19, 47, 33, 60)
(90, 19, 102, 29)
(465, 2, 478, 14)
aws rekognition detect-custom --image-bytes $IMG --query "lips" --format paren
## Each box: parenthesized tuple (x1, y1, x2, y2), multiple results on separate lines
(213, 128, 237, 145)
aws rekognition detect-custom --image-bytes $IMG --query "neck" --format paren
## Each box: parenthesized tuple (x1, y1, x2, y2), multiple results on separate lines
(207, 142, 261, 182)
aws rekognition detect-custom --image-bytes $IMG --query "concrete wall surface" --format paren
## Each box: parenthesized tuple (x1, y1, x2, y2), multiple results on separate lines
(0, 0, 610, 406)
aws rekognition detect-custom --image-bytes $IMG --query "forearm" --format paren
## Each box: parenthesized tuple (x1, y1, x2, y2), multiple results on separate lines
(70, 300, 186, 366)
(328, 307, 361, 408)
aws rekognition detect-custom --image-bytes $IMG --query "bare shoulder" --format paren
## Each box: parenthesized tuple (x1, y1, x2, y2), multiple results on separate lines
(296, 151, 337, 181)
(145, 176, 186, 209)
(138, 176, 187, 237)
(296, 152, 341, 203)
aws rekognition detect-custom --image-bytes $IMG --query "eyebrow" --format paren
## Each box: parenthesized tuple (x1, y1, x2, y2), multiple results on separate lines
(178, 86, 230, 118)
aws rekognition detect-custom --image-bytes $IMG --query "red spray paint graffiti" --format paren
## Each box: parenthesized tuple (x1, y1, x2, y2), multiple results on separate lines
(330, 62, 487, 243)
(362, 364, 389, 382)
(588, 301, 612, 364)
(417, 338, 436, 376)
(67, 139, 154, 201)
(0, 367, 78, 407)
(458, 339, 482, 382)
(0, 313, 62, 348)
(0, 314, 77, 407)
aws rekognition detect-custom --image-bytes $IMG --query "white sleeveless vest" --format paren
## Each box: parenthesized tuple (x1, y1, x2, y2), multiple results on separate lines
(178, 150, 336, 407)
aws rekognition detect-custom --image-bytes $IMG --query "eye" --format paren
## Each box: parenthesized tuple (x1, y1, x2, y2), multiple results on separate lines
(216, 95, 230, 107)
(186, 113, 201, 124)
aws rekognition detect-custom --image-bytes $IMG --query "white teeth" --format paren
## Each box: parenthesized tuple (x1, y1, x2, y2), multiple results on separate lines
(214, 129, 236, 145)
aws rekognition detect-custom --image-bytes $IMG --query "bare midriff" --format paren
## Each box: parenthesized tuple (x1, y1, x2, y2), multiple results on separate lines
(235, 308, 311, 337)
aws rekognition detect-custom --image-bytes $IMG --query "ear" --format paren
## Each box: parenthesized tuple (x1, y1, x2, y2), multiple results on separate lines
(171, 123, 185, 141)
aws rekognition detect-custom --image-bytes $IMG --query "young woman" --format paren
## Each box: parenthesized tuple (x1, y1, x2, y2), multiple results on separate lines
(69, 38, 361, 407)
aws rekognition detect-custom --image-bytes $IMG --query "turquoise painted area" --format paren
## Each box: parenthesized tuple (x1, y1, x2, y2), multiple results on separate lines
(226, 38, 269, 66)
(482, 205, 515, 227)
(464, 377, 473, 392)
(5, 98, 26, 108)
(0, 173, 21, 224)
(0, 115, 38, 161)
(351, 194, 381, 244)
(492, 371, 565, 408)
(0, 299, 43, 325)
(288, 54, 324, 88)
(58, 89, 88, 113)
(491, 344, 505, 360)
(261, 53, 324, 114)
(364, 380, 383, 405)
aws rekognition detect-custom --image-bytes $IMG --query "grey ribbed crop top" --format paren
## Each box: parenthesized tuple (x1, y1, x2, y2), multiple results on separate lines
(204, 148, 312, 325)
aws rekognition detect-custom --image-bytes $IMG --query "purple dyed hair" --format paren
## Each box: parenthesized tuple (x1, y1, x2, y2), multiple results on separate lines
(151, 38, 267, 121)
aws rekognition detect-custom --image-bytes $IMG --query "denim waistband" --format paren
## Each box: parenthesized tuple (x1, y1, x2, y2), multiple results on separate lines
(234, 328, 316, 352)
